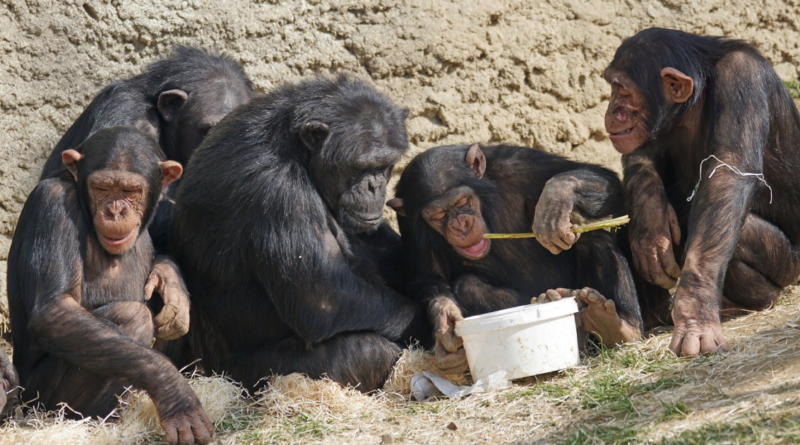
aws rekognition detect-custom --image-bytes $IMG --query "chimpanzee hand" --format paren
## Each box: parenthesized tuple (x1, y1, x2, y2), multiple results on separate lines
(668, 286, 728, 357)
(145, 256, 191, 341)
(154, 383, 214, 445)
(429, 296, 468, 374)
(533, 178, 580, 255)
(0, 350, 18, 415)
(629, 195, 682, 289)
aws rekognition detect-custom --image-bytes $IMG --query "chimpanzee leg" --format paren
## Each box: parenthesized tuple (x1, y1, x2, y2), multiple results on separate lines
(563, 231, 644, 345)
(573, 231, 643, 327)
(722, 213, 800, 313)
(226, 332, 401, 393)
(23, 302, 154, 418)
(451, 274, 527, 316)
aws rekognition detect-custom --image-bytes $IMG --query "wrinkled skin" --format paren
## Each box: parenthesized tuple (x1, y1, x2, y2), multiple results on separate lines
(422, 187, 491, 260)
(604, 69, 651, 155)
(533, 177, 581, 255)
(428, 296, 467, 373)
(603, 66, 725, 358)
(146, 257, 192, 341)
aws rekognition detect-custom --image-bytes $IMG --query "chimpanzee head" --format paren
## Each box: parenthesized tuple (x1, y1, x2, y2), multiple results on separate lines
(389, 144, 495, 260)
(148, 46, 255, 166)
(294, 75, 409, 234)
(62, 127, 182, 255)
(603, 28, 721, 154)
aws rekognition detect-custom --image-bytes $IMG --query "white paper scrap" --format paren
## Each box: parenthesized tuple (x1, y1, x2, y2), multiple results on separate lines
(410, 370, 512, 401)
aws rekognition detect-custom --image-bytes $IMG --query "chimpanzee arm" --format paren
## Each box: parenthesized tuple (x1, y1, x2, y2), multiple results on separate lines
(251, 169, 421, 346)
(669, 52, 771, 356)
(533, 165, 625, 255)
(622, 144, 683, 288)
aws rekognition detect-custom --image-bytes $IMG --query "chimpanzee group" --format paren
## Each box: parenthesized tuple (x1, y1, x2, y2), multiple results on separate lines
(2, 26, 799, 443)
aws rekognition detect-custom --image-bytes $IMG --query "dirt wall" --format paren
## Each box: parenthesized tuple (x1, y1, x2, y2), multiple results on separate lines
(2, 0, 800, 330)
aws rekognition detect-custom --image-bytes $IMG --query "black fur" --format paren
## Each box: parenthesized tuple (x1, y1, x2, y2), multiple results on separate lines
(7, 127, 198, 419)
(614, 28, 800, 322)
(171, 75, 424, 392)
(395, 144, 642, 327)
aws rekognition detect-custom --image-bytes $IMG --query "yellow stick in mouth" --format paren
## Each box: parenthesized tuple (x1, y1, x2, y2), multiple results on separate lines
(483, 215, 631, 240)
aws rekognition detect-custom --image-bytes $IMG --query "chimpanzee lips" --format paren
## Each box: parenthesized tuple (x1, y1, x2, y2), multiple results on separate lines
(98, 228, 137, 247)
(454, 238, 491, 260)
(346, 209, 383, 225)
(608, 127, 634, 138)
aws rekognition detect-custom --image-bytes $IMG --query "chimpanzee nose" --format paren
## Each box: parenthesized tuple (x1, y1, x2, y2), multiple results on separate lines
(107, 200, 127, 218)
(366, 174, 384, 194)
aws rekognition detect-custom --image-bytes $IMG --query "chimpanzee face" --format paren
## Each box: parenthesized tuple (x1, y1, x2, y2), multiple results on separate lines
(62, 133, 182, 256)
(300, 98, 409, 234)
(603, 69, 652, 154)
(422, 186, 490, 260)
(86, 170, 150, 255)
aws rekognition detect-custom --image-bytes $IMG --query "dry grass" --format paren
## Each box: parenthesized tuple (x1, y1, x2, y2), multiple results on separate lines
(4, 286, 800, 444)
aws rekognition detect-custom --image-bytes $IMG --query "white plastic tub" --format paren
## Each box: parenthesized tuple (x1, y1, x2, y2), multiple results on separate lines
(454, 297, 580, 381)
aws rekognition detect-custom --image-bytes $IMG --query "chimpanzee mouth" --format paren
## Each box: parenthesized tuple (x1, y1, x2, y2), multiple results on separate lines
(454, 238, 491, 260)
(98, 228, 137, 247)
(608, 127, 634, 138)
(344, 208, 383, 226)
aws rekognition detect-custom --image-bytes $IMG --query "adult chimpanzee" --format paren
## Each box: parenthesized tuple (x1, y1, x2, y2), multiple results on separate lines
(171, 75, 425, 393)
(604, 27, 800, 357)
(387, 144, 643, 373)
(39, 46, 255, 253)
(8, 127, 212, 444)
(0, 349, 18, 417)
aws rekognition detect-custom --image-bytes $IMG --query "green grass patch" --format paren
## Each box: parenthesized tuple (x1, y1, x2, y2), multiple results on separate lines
(659, 399, 691, 421)
(659, 410, 800, 444)
(785, 80, 800, 99)
(555, 424, 640, 445)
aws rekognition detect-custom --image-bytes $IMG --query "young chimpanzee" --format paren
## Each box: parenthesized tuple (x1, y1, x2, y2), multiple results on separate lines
(39, 46, 255, 253)
(388, 144, 643, 373)
(8, 127, 212, 444)
(604, 28, 800, 357)
(171, 75, 426, 393)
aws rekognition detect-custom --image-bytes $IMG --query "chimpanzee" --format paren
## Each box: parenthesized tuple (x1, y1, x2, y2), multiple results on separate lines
(388, 144, 643, 373)
(0, 349, 18, 418)
(7, 127, 212, 444)
(39, 46, 255, 253)
(171, 75, 426, 393)
(604, 27, 800, 357)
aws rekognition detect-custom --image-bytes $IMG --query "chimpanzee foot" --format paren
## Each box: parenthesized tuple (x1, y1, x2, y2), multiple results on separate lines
(573, 287, 641, 346)
(532, 288, 572, 305)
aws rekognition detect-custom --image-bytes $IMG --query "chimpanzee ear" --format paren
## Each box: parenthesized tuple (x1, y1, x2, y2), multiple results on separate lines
(61, 149, 83, 181)
(159, 160, 183, 188)
(660, 67, 694, 104)
(386, 198, 406, 217)
(157, 89, 189, 123)
(465, 143, 486, 179)
(299, 120, 330, 151)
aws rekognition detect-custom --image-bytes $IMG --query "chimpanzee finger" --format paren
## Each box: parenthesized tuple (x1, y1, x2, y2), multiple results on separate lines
(699, 333, 720, 355)
(154, 303, 179, 328)
(191, 413, 214, 445)
(163, 423, 179, 445)
(680, 332, 701, 357)
(143, 275, 159, 301)
(177, 420, 194, 445)
(668, 330, 684, 356)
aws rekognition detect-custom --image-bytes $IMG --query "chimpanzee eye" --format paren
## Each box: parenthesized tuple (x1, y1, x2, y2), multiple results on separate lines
(456, 197, 469, 208)
(430, 213, 445, 223)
